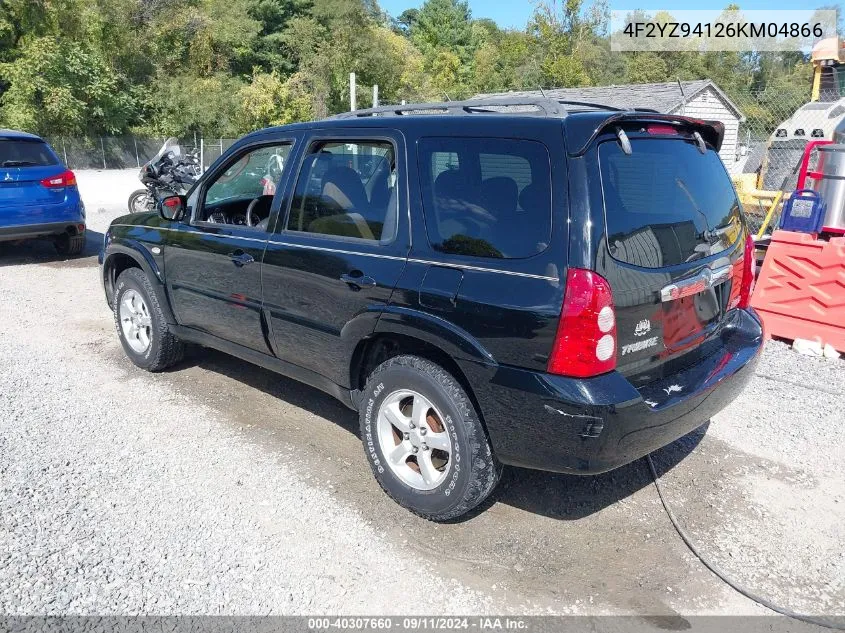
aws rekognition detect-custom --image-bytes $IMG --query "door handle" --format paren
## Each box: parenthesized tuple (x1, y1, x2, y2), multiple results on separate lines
(340, 271, 376, 290)
(229, 251, 255, 267)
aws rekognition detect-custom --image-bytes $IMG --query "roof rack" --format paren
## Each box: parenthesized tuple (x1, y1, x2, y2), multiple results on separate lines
(331, 97, 652, 119)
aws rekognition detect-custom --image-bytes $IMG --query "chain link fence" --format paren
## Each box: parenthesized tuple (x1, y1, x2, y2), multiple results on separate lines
(729, 91, 843, 186)
(42, 136, 238, 172)
(727, 88, 844, 234)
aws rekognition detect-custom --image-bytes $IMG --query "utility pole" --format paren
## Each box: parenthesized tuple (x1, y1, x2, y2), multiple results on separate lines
(373, 84, 379, 108)
(350, 72, 357, 111)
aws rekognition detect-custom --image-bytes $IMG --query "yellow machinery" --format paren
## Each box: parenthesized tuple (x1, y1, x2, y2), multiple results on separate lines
(811, 37, 845, 102)
(736, 37, 844, 237)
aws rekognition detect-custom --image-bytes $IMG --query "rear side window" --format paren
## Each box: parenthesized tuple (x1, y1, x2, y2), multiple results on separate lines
(600, 139, 742, 268)
(419, 137, 551, 259)
(0, 139, 58, 167)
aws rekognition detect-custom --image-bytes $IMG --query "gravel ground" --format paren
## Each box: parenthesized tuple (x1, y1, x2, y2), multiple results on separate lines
(654, 339, 845, 615)
(0, 170, 842, 617)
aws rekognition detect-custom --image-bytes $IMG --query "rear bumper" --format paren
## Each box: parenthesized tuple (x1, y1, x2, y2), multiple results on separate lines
(0, 220, 85, 242)
(470, 308, 764, 473)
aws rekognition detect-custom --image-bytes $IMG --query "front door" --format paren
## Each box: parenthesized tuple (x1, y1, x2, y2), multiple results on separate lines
(165, 139, 296, 352)
(261, 131, 409, 388)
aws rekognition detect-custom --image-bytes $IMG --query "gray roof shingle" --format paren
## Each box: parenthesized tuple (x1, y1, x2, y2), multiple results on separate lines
(475, 80, 743, 118)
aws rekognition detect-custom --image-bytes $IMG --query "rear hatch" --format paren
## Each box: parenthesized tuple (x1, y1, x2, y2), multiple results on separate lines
(0, 137, 71, 222)
(593, 123, 746, 386)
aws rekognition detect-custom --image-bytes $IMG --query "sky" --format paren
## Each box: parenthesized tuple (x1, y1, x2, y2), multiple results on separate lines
(378, 0, 831, 30)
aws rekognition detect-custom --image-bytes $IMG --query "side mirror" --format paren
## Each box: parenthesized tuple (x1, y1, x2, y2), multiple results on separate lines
(159, 195, 185, 221)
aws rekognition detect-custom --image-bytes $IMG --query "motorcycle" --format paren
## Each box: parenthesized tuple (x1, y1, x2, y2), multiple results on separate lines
(127, 138, 201, 213)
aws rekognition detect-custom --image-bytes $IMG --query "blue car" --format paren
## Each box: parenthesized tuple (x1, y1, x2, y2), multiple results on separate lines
(0, 129, 86, 255)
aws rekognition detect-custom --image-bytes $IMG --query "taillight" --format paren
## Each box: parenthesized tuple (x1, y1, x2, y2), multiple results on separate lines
(728, 234, 756, 310)
(40, 170, 76, 188)
(548, 268, 617, 378)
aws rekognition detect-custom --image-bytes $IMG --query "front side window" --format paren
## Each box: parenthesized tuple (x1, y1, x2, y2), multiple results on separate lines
(285, 140, 398, 242)
(205, 144, 292, 206)
(419, 137, 552, 259)
(197, 143, 293, 229)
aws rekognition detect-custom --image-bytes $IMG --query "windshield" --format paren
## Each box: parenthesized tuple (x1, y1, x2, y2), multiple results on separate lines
(150, 137, 181, 165)
(599, 138, 742, 268)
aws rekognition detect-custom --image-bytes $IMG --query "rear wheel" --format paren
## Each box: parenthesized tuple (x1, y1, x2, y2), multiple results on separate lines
(54, 232, 85, 256)
(113, 268, 184, 371)
(359, 355, 500, 521)
(128, 189, 152, 213)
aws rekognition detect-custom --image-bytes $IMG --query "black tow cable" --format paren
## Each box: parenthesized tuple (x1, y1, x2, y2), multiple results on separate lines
(646, 454, 845, 631)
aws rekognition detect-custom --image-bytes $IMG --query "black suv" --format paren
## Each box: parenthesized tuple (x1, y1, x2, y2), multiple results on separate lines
(100, 99, 763, 520)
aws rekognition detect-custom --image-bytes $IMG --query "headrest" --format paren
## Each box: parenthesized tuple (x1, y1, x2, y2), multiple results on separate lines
(321, 166, 368, 212)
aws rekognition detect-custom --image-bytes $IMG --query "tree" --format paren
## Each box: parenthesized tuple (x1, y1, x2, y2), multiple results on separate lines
(0, 35, 135, 135)
(430, 49, 461, 99)
(396, 8, 419, 34)
(625, 52, 668, 84)
(140, 73, 242, 137)
(530, 0, 593, 87)
(239, 0, 314, 74)
(411, 0, 476, 64)
(235, 70, 313, 131)
(0, 0, 822, 140)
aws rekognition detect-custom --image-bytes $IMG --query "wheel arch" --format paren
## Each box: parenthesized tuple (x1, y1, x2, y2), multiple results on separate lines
(103, 242, 175, 323)
(350, 318, 494, 438)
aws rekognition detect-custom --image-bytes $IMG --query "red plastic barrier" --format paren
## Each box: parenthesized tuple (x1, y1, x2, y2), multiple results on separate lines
(750, 230, 845, 353)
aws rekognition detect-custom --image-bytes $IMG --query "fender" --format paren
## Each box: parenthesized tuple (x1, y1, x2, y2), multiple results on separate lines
(371, 305, 500, 428)
(375, 305, 495, 365)
(102, 239, 177, 324)
(318, 307, 385, 388)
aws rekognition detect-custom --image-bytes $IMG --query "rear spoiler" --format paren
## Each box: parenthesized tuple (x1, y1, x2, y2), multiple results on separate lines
(567, 112, 725, 157)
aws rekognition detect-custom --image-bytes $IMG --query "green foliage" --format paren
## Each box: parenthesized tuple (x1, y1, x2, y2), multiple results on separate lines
(0, 35, 135, 135)
(140, 73, 243, 137)
(0, 0, 818, 138)
(530, 0, 595, 87)
(411, 0, 475, 64)
(235, 70, 313, 131)
(626, 53, 668, 84)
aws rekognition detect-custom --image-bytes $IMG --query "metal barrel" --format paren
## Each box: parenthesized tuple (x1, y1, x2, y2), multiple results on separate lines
(815, 144, 845, 230)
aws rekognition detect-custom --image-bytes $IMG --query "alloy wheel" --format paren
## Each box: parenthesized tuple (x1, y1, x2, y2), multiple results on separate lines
(376, 389, 453, 491)
(119, 289, 152, 354)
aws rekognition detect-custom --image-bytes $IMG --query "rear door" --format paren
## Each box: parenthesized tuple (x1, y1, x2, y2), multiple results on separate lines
(593, 132, 745, 384)
(0, 137, 69, 223)
(261, 130, 409, 388)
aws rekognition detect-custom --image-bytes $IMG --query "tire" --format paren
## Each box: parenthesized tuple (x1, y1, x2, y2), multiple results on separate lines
(113, 268, 184, 372)
(128, 189, 152, 213)
(54, 232, 85, 256)
(359, 355, 501, 521)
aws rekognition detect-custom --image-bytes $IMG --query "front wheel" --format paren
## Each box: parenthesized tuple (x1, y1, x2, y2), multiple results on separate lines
(128, 189, 153, 213)
(359, 355, 501, 521)
(113, 268, 184, 371)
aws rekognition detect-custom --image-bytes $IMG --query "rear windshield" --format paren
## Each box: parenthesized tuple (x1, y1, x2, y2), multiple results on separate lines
(600, 138, 742, 268)
(0, 138, 58, 167)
